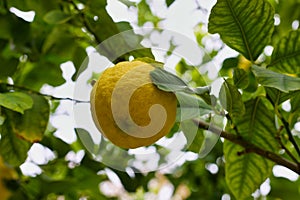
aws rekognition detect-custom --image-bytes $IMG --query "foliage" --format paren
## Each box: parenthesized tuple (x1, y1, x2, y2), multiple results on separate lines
(0, 0, 300, 199)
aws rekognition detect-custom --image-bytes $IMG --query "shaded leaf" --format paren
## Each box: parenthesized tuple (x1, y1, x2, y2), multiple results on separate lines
(43, 10, 72, 24)
(233, 68, 249, 89)
(166, 0, 175, 7)
(265, 87, 300, 106)
(8, 93, 50, 143)
(0, 92, 33, 114)
(219, 80, 245, 117)
(208, 0, 274, 61)
(0, 110, 31, 166)
(14, 61, 65, 90)
(0, 115, 5, 125)
(269, 176, 300, 199)
(225, 97, 278, 199)
(219, 57, 238, 76)
(252, 65, 300, 92)
(269, 30, 300, 74)
(75, 128, 96, 154)
(181, 120, 204, 153)
(175, 92, 211, 122)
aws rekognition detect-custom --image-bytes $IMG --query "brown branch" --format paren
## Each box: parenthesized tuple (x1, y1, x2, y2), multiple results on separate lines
(193, 119, 300, 175)
(3, 83, 89, 103)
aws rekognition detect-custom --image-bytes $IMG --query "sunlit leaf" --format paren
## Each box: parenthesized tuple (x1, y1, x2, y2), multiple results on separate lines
(252, 65, 300, 92)
(219, 80, 245, 117)
(0, 92, 33, 114)
(225, 97, 278, 199)
(137, 0, 160, 26)
(208, 0, 274, 61)
(269, 30, 300, 74)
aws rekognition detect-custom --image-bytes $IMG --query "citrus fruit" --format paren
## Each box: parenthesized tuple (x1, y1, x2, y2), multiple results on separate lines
(90, 60, 177, 149)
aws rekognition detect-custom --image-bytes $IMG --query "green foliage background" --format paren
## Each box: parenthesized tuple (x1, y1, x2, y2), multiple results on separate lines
(0, 0, 300, 199)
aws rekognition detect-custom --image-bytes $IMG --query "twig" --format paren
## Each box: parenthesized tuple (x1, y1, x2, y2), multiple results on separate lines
(4, 83, 89, 103)
(281, 116, 300, 158)
(193, 119, 300, 175)
(275, 126, 300, 165)
(266, 93, 300, 158)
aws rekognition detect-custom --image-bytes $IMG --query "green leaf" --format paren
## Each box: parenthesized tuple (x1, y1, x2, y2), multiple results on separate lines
(252, 65, 300, 92)
(137, 0, 160, 26)
(224, 141, 274, 199)
(0, 92, 33, 114)
(150, 67, 192, 92)
(43, 10, 72, 24)
(0, 115, 5, 125)
(75, 128, 96, 154)
(166, 0, 175, 7)
(118, 0, 136, 7)
(219, 80, 245, 117)
(233, 68, 249, 89)
(208, 0, 274, 61)
(8, 93, 50, 143)
(150, 67, 210, 95)
(269, 30, 300, 74)
(219, 57, 239, 76)
(265, 87, 300, 106)
(225, 97, 278, 199)
(134, 57, 164, 68)
(175, 92, 211, 122)
(181, 120, 204, 153)
(0, 110, 31, 166)
(14, 61, 65, 90)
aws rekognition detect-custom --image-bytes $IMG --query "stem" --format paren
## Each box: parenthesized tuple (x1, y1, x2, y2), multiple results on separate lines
(281, 115, 300, 158)
(4, 83, 89, 103)
(193, 119, 300, 175)
(275, 126, 300, 165)
(266, 93, 300, 158)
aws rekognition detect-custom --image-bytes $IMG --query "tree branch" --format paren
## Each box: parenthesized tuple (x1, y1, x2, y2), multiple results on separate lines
(4, 83, 89, 103)
(193, 119, 300, 175)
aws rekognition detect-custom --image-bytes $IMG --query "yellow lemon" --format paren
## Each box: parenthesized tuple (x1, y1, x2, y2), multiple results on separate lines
(90, 61, 177, 149)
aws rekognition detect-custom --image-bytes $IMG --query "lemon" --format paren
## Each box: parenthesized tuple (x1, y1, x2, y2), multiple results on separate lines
(90, 60, 177, 149)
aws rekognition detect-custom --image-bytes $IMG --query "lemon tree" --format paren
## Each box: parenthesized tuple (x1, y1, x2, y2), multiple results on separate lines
(0, 0, 300, 199)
